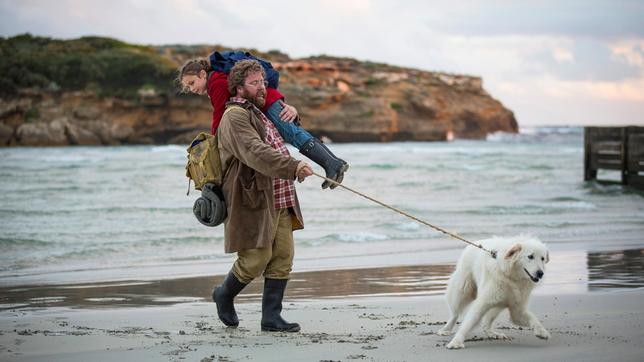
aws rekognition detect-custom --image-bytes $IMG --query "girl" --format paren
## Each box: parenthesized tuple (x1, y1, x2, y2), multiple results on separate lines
(179, 59, 348, 189)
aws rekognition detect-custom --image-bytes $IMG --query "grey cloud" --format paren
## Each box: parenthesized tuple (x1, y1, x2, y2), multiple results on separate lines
(417, 0, 644, 39)
(0, 0, 246, 45)
(525, 39, 641, 81)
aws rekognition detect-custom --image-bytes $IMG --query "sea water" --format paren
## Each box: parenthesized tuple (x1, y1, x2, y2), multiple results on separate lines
(1, 127, 643, 287)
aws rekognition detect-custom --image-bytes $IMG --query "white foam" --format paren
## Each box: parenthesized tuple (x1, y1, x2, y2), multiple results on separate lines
(335, 232, 389, 243)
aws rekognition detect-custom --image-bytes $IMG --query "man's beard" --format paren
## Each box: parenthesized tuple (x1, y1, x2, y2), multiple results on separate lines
(241, 88, 266, 109)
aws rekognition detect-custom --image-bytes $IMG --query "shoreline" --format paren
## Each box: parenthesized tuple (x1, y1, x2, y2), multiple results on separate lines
(2, 244, 644, 311)
(0, 263, 638, 312)
(1, 290, 642, 361)
(0, 263, 454, 311)
(3, 234, 643, 289)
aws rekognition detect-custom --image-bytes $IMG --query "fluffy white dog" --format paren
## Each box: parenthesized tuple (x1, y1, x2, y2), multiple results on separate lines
(437, 235, 550, 349)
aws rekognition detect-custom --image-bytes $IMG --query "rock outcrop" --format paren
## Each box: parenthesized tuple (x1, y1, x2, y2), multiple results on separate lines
(0, 55, 517, 147)
(276, 58, 516, 142)
(0, 91, 208, 146)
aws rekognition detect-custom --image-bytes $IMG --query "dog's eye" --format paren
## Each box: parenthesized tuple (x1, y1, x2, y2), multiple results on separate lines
(528, 255, 534, 260)
(541, 257, 545, 261)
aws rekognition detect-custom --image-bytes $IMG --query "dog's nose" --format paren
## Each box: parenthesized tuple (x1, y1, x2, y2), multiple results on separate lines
(536, 270, 544, 279)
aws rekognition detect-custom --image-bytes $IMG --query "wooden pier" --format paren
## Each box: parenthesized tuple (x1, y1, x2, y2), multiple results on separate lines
(584, 126, 644, 189)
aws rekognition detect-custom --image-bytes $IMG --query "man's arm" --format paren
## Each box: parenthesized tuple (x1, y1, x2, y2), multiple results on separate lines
(219, 108, 299, 180)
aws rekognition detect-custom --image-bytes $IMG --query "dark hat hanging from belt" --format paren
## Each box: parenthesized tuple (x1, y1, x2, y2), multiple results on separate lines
(193, 183, 227, 227)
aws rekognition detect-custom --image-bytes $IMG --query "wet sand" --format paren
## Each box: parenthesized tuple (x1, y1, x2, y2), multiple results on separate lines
(1, 290, 643, 361)
(2, 247, 642, 311)
(0, 264, 455, 311)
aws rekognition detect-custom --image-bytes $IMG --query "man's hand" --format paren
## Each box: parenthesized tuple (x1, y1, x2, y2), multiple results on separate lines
(295, 161, 313, 182)
(279, 101, 298, 122)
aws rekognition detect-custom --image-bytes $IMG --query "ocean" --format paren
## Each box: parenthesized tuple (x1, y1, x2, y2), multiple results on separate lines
(1, 127, 643, 297)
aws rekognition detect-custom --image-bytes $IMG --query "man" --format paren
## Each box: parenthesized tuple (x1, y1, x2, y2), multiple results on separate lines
(213, 59, 313, 332)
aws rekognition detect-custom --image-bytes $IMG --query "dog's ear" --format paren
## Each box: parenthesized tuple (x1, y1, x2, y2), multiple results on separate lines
(545, 251, 550, 264)
(504, 243, 522, 260)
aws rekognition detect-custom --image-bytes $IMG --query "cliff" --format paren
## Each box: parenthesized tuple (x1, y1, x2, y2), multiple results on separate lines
(276, 57, 516, 142)
(0, 35, 517, 146)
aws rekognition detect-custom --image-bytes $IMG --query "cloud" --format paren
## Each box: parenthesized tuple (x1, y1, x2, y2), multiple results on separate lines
(540, 78, 644, 102)
(610, 40, 644, 67)
(1, 0, 642, 126)
(0, 0, 244, 45)
(552, 47, 574, 63)
(493, 77, 644, 125)
(417, 0, 644, 40)
(526, 39, 642, 82)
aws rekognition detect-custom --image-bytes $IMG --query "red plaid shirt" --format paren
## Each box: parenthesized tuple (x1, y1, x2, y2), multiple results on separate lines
(230, 97, 296, 210)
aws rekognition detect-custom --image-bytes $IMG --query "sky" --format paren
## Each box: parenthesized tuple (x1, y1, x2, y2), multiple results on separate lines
(1, 0, 643, 127)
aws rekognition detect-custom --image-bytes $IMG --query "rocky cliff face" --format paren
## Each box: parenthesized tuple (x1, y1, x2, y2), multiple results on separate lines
(0, 56, 517, 147)
(276, 58, 516, 142)
(0, 91, 210, 146)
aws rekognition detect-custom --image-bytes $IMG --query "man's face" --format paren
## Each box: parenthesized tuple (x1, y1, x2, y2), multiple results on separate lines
(181, 70, 208, 95)
(239, 71, 267, 108)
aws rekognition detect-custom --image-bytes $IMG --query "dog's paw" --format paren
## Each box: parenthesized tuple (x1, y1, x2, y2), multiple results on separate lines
(485, 330, 510, 340)
(535, 327, 550, 340)
(446, 339, 465, 349)
(437, 328, 453, 336)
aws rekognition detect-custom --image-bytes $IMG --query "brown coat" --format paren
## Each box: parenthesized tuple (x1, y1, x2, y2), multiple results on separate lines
(217, 101, 304, 253)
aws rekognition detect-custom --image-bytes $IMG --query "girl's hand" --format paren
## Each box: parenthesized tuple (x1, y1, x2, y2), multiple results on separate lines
(279, 101, 298, 122)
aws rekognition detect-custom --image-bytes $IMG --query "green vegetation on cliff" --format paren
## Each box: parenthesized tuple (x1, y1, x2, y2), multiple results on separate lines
(0, 34, 177, 98)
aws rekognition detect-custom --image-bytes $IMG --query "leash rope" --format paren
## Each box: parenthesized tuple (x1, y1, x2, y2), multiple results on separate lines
(311, 171, 497, 259)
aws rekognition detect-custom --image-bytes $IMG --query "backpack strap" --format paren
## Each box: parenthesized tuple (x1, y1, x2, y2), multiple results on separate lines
(222, 102, 267, 140)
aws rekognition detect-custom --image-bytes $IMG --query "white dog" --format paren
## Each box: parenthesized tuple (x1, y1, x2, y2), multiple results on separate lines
(437, 235, 550, 349)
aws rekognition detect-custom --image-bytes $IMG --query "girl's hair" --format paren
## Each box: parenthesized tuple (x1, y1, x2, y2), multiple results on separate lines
(176, 59, 211, 91)
(227, 59, 266, 96)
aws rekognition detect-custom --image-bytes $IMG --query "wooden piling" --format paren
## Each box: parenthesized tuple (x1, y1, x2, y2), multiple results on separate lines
(584, 126, 644, 189)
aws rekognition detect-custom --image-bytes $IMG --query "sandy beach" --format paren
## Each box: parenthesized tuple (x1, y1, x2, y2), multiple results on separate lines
(1, 273, 643, 362)
(2, 136, 643, 361)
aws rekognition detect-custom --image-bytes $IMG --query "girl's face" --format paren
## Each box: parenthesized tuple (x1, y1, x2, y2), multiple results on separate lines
(182, 70, 208, 95)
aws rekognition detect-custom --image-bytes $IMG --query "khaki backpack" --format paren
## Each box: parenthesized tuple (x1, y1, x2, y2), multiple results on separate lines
(185, 132, 222, 195)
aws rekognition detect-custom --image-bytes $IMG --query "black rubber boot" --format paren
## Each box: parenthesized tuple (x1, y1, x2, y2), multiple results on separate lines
(299, 138, 349, 189)
(212, 271, 247, 327)
(261, 278, 300, 332)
